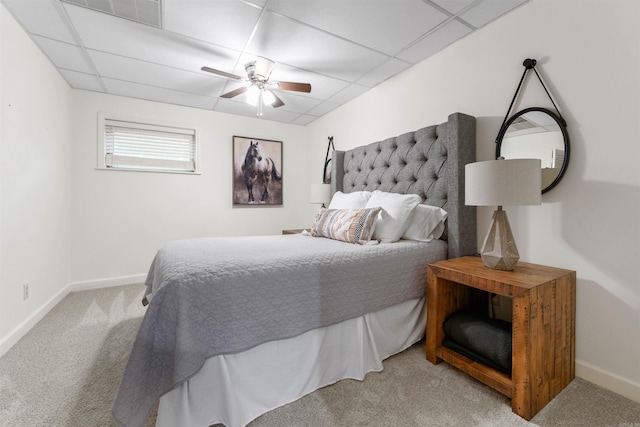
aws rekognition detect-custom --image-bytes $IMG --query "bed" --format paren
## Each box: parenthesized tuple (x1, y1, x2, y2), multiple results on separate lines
(112, 112, 476, 427)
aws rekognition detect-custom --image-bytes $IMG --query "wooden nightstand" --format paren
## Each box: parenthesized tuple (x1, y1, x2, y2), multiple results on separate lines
(426, 256, 576, 420)
(282, 229, 306, 235)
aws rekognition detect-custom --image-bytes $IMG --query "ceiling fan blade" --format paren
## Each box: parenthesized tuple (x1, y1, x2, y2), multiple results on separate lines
(270, 90, 284, 108)
(221, 86, 249, 98)
(201, 66, 243, 81)
(276, 81, 312, 93)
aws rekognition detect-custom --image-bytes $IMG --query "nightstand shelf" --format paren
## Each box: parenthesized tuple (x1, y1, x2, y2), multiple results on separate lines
(426, 256, 576, 420)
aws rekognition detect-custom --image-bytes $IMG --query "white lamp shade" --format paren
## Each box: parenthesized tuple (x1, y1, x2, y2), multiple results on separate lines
(310, 184, 331, 206)
(465, 159, 542, 207)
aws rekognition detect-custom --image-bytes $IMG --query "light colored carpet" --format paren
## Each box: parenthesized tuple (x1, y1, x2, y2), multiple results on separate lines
(1, 284, 639, 426)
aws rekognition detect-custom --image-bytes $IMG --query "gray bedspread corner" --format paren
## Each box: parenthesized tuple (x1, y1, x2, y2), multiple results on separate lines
(112, 235, 446, 427)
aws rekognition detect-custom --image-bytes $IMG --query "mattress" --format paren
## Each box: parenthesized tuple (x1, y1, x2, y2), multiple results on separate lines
(113, 234, 446, 427)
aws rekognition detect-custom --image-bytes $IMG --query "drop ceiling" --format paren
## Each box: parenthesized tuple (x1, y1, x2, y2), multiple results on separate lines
(2, 0, 529, 125)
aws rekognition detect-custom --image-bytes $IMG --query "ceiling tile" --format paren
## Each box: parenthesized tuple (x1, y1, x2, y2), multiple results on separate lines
(64, 3, 240, 74)
(266, 0, 449, 55)
(163, 0, 262, 51)
(102, 78, 217, 110)
(357, 58, 413, 87)
(59, 69, 104, 91)
(2, 0, 530, 124)
(246, 11, 389, 82)
(3, 0, 76, 43)
(274, 91, 323, 114)
(327, 84, 371, 104)
(397, 19, 472, 63)
(305, 101, 341, 117)
(257, 107, 303, 123)
(88, 50, 228, 97)
(213, 97, 260, 118)
(214, 97, 300, 123)
(430, 0, 477, 15)
(291, 115, 318, 126)
(32, 36, 93, 73)
(460, 0, 529, 28)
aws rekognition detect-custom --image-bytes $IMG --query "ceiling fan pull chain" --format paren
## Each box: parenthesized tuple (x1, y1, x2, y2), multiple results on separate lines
(257, 90, 264, 117)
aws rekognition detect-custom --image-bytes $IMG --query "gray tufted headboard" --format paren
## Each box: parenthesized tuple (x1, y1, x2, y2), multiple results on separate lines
(331, 112, 476, 259)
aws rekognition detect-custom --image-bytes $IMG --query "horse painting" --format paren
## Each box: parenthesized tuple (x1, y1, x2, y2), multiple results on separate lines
(241, 141, 282, 203)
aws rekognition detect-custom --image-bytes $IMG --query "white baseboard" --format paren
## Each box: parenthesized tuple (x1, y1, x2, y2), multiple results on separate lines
(69, 274, 146, 292)
(576, 358, 640, 404)
(0, 274, 145, 358)
(0, 284, 71, 358)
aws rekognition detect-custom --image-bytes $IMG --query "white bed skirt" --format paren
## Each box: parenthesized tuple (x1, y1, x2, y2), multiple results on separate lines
(156, 297, 426, 427)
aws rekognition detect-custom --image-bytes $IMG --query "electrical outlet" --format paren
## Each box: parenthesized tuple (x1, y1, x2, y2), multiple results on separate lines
(23, 284, 29, 300)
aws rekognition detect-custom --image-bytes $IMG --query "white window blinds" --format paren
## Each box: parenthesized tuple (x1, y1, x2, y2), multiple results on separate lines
(104, 119, 197, 172)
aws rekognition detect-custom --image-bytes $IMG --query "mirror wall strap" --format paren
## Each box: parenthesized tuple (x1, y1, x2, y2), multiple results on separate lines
(497, 58, 567, 144)
(323, 136, 335, 184)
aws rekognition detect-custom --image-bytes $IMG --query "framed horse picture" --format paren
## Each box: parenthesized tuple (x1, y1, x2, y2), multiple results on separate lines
(232, 136, 283, 206)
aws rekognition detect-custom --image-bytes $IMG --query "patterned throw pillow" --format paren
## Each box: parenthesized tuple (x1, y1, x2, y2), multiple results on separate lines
(311, 207, 382, 244)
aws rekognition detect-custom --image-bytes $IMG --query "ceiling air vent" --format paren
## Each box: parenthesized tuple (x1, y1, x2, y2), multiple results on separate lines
(508, 116, 537, 132)
(61, 0, 162, 29)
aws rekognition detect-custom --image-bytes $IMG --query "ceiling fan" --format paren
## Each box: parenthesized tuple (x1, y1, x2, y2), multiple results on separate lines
(201, 57, 312, 117)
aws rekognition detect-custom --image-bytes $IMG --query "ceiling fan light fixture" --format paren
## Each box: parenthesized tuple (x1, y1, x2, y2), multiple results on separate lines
(246, 85, 259, 106)
(202, 57, 310, 117)
(262, 90, 276, 106)
(253, 57, 275, 81)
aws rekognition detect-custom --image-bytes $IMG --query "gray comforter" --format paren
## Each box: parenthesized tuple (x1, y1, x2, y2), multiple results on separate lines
(112, 234, 447, 427)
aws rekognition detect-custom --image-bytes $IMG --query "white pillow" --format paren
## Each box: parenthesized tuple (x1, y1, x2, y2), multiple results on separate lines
(402, 204, 448, 242)
(365, 190, 422, 243)
(328, 191, 372, 210)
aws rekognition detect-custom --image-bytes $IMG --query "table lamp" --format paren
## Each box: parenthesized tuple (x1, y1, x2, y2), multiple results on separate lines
(465, 158, 541, 270)
(310, 183, 331, 208)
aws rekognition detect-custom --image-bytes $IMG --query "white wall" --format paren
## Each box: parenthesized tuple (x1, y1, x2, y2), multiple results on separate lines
(69, 92, 309, 286)
(0, 5, 72, 351)
(307, 0, 640, 402)
(2, 0, 638, 404)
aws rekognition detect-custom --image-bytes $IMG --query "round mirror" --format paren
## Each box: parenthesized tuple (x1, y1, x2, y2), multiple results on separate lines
(496, 107, 570, 193)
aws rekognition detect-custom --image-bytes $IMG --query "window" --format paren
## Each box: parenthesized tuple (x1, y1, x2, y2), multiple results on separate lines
(98, 114, 198, 173)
